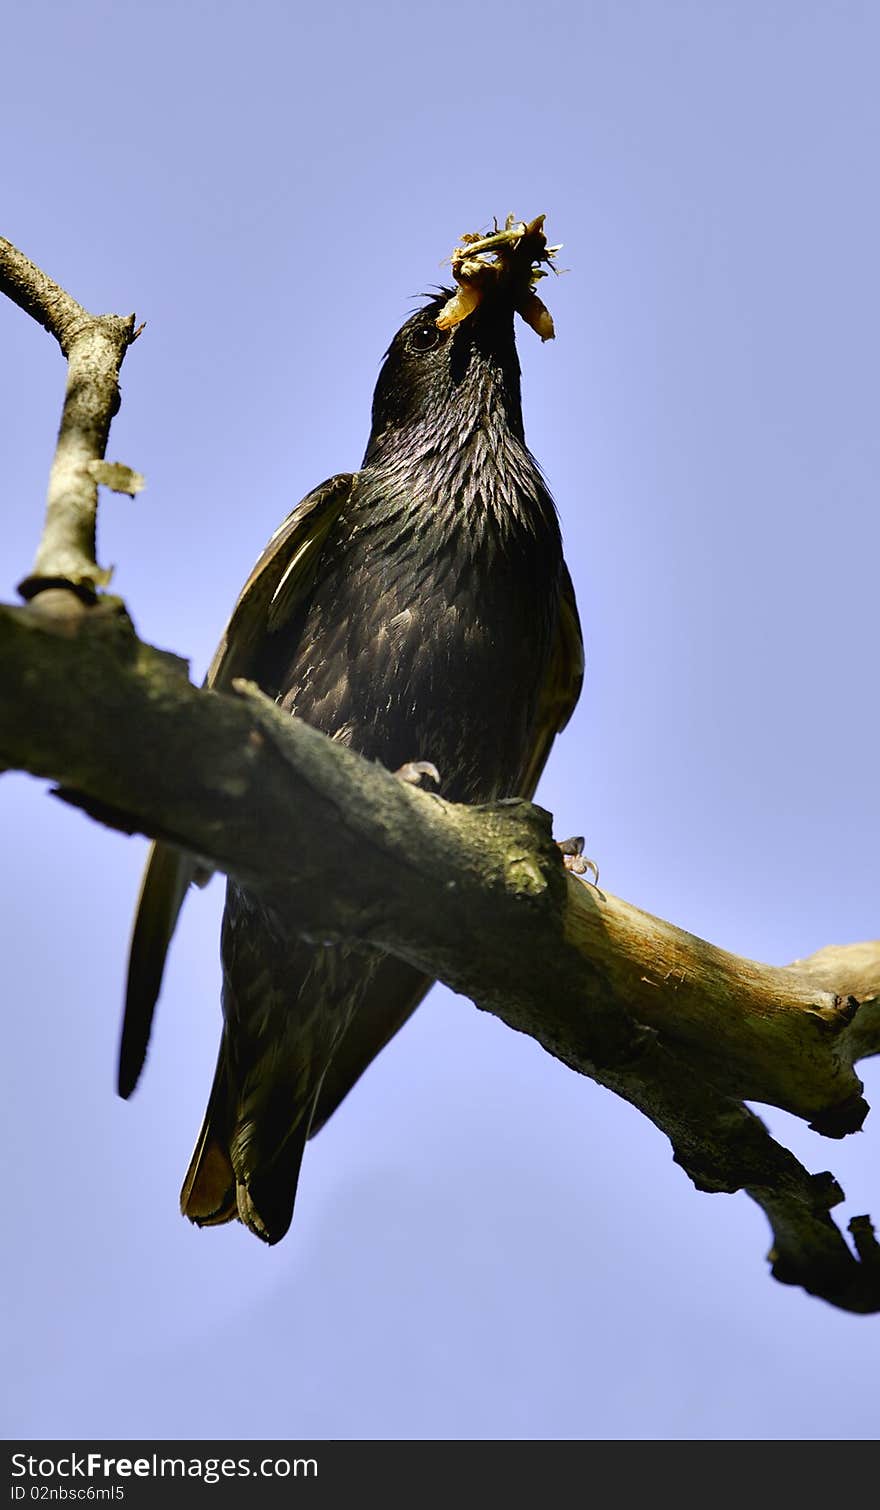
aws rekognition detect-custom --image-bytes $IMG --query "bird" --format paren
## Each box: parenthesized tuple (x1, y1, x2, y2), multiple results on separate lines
(120, 223, 584, 1244)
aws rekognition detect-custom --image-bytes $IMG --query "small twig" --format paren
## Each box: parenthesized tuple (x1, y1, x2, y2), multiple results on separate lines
(0, 237, 139, 600)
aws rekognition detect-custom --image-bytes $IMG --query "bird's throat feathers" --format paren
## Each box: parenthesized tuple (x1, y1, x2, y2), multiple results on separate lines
(362, 296, 559, 550)
(362, 416, 557, 553)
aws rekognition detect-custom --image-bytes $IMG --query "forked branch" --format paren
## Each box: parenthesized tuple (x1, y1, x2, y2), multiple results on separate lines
(0, 236, 140, 600)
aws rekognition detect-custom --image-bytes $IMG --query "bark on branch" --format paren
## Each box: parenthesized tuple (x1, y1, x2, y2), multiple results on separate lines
(1, 600, 879, 1311)
(3, 239, 879, 1314)
(0, 236, 139, 599)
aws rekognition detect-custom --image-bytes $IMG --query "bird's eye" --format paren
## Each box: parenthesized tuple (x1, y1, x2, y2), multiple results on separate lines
(409, 324, 441, 354)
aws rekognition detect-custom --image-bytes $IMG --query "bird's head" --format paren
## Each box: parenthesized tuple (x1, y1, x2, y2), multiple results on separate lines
(364, 215, 558, 464)
(365, 287, 524, 460)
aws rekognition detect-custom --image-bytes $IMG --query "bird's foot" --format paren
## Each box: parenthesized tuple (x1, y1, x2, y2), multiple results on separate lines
(394, 761, 441, 789)
(557, 835, 599, 884)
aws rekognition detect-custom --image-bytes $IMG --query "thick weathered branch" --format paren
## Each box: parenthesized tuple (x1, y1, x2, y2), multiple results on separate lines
(0, 599, 878, 1311)
(3, 239, 880, 1314)
(0, 236, 138, 598)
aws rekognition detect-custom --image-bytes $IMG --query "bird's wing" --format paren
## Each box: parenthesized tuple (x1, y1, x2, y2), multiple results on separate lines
(308, 562, 585, 1138)
(308, 955, 432, 1138)
(517, 561, 584, 801)
(118, 474, 355, 1098)
(204, 473, 355, 691)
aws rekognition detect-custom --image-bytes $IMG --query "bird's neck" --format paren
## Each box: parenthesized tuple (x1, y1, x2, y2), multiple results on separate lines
(360, 412, 559, 552)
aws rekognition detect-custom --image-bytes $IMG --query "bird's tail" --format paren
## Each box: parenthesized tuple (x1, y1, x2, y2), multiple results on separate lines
(180, 1037, 314, 1245)
(179, 1041, 238, 1228)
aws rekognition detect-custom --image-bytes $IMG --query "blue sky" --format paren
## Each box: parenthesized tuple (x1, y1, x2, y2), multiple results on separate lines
(2, 0, 878, 1440)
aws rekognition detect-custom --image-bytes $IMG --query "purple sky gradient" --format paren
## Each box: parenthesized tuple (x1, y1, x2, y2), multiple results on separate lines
(2, 0, 878, 1441)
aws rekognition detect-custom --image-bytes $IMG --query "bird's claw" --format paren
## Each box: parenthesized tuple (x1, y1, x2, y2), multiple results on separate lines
(394, 761, 441, 789)
(557, 835, 599, 885)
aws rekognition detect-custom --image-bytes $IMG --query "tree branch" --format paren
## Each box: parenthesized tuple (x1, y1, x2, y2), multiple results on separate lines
(0, 599, 878, 1311)
(0, 236, 139, 599)
(3, 239, 879, 1313)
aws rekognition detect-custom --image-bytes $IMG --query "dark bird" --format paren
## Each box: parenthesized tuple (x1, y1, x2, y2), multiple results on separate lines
(121, 221, 583, 1244)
